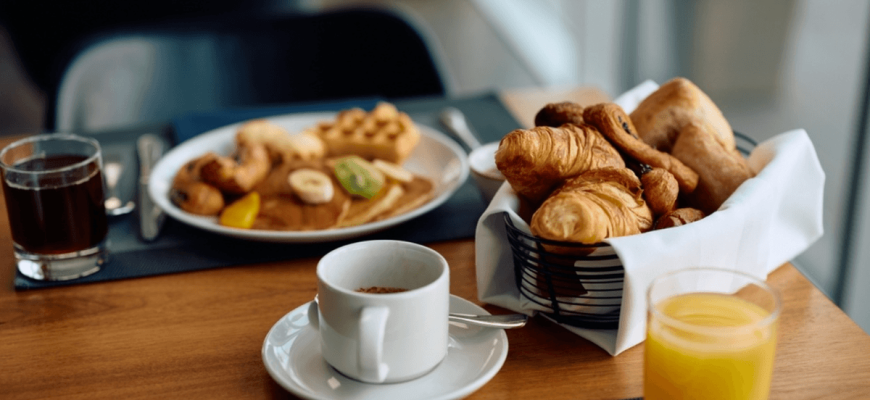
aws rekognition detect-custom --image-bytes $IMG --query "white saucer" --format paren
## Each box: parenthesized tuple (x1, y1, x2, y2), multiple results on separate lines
(262, 295, 509, 400)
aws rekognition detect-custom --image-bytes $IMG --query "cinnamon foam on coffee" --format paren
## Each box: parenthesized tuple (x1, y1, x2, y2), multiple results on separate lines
(356, 287, 408, 294)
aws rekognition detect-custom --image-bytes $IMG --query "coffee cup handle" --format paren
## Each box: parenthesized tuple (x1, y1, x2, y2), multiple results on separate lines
(358, 306, 390, 383)
(307, 301, 319, 330)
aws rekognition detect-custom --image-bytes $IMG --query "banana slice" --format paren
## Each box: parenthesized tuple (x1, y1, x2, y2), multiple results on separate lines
(372, 159, 414, 183)
(288, 168, 334, 204)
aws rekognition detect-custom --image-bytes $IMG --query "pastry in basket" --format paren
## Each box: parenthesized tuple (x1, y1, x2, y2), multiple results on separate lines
(495, 124, 625, 203)
(629, 77, 738, 157)
(307, 102, 420, 164)
(671, 123, 755, 214)
(583, 102, 698, 193)
(533, 101, 586, 127)
(236, 119, 326, 162)
(530, 168, 653, 246)
(654, 207, 706, 230)
(170, 153, 225, 216)
(640, 167, 679, 217)
(199, 143, 271, 194)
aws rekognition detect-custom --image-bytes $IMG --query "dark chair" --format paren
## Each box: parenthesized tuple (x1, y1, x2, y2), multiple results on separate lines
(49, 8, 446, 132)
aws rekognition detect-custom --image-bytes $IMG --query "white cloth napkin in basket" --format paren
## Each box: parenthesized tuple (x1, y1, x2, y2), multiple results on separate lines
(474, 80, 825, 356)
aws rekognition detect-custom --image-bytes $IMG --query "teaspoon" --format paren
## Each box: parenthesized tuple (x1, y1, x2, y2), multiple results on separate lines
(439, 107, 483, 151)
(104, 161, 135, 216)
(448, 312, 528, 329)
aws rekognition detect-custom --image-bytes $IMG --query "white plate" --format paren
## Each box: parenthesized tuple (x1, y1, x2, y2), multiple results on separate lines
(262, 295, 509, 400)
(149, 112, 469, 242)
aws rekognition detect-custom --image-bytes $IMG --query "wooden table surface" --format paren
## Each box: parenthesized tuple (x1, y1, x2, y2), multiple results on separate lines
(2, 88, 870, 400)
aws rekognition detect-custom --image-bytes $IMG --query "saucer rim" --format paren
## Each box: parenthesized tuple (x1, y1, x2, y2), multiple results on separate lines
(261, 295, 509, 400)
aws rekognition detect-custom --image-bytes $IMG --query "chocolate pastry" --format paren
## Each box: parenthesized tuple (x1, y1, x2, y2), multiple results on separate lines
(534, 102, 585, 127)
(641, 167, 679, 217)
(583, 102, 699, 193)
(495, 124, 625, 204)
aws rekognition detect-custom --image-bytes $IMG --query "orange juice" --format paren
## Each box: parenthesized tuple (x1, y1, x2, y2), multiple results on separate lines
(644, 292, 778, 400)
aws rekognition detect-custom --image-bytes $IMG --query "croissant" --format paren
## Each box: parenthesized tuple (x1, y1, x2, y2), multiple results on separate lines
(630, 77, 736, 155)
(530, 168, 653, 245)
(495, 124, 624, 203)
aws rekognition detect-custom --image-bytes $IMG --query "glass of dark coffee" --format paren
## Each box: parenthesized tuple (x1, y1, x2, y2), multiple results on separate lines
(0, 134, 109, 280)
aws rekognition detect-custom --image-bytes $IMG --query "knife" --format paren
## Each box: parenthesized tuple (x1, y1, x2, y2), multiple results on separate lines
(137, 134, 166, 241)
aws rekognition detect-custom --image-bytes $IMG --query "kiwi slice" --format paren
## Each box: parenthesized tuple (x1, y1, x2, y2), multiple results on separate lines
(334, 156, 385, 199)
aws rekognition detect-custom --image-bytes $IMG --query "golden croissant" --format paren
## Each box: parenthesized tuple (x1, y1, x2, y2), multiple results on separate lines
(530, 168, 653, 244)
(494, 124, 624, 204)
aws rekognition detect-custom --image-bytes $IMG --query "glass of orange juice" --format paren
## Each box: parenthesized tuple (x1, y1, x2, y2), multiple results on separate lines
(644, 268, 781, 400)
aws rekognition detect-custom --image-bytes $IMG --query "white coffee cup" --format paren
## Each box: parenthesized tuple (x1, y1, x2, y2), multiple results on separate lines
(307, 240, 450, 383)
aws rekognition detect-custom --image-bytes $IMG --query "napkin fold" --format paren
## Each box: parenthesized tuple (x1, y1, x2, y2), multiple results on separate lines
(474, 81, 825, 355)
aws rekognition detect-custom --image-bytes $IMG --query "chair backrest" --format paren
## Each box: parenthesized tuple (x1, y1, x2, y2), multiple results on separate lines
(54, 8, 446, 132)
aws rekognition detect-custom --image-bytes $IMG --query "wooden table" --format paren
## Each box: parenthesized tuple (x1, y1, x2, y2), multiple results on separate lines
(3, 88, 870, 400)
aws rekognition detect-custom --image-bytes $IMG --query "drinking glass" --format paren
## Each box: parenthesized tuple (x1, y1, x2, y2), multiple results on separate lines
(0, 133, 109, 280)
(645, 268, 781, 400)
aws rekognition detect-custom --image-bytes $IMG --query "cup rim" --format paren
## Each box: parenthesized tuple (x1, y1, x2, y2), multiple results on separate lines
(646, 267, 782, 335)
(317, 240, 449, 298)
(0, 133, 102, 174)
(468, 142, 504, 180)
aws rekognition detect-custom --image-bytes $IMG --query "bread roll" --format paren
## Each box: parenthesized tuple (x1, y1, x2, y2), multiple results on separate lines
(495, 124, 624, 204)
(671, 123, 754, 214)
(630, 77, 736, 155)
(530, 168, 653, 244)
(534, 102, 585, 127)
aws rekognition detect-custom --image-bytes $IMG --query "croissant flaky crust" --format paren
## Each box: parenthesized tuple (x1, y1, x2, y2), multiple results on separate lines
(530, 168, 653, 244)
(495, 124, 625, 203)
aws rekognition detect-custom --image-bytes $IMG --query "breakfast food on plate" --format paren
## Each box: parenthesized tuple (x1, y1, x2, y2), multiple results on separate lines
(653, 207, 706, 230)
(496, 77, 754, 246)
(199, 143, 271, 194)
(533, 101, 586, 127)
(170, 153, 225, 215)
(306, 102, 420, 164)
(530, 168, 653, 245)
(670, 123, 755, 214)
(494, 124, 625, 203)
(640, 168, 679, 217)
(169, 102, 434, 231)
(236, 119, 326, 162)
(582, 102, 698, 193)
(287, 169, 335, 204)
(220, 192, 261, 229)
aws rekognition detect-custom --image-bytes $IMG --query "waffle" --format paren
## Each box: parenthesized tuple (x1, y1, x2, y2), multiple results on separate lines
(308, 102, 421, 164)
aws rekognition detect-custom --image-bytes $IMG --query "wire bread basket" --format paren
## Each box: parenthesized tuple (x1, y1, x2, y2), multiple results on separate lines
(502, 132, 758, 329)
